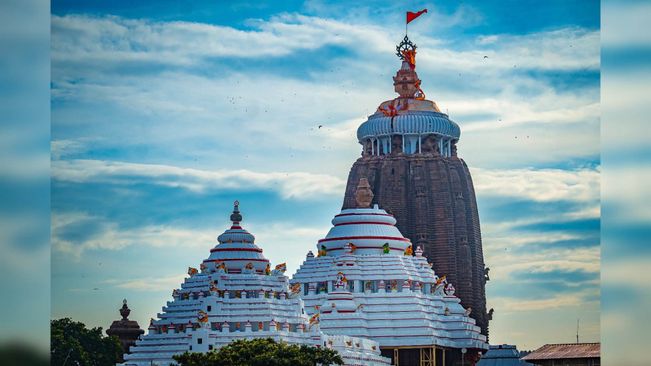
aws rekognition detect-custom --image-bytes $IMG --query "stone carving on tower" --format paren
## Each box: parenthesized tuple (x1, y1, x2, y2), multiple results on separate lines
(354, 178, 374, 208)
(341, 35, 490, 337)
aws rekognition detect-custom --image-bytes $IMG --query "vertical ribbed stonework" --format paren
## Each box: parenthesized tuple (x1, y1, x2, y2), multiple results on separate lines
(342, 154, 489, 337)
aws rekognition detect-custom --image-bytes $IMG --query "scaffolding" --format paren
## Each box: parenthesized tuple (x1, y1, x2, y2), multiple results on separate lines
(383, 346, 448, 366)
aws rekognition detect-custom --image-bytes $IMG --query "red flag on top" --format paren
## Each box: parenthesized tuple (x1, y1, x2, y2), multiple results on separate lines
(406, 9, 428, 24)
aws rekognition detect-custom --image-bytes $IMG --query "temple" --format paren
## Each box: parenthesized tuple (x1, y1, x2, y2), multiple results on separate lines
(106, 299, 144, 362)
(341, 35, 490, 336)
(119, 33, 491, 366)
(290, 179, 488, 365)
(121, 202, 390, 366)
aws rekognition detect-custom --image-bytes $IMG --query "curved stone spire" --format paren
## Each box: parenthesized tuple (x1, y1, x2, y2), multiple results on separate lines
(342, 33, 489, 337)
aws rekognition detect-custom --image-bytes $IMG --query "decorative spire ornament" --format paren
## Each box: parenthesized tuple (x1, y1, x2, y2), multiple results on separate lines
(120, 299, 130, 320)
(230, 200, 242, 227)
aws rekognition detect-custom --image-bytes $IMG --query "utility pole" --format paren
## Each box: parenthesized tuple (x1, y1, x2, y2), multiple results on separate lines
(576, 318, 580, 343)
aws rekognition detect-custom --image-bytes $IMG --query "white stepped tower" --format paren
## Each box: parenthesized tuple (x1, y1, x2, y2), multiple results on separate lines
(290, 179, 488, 365)
(122, 201, 390, 366)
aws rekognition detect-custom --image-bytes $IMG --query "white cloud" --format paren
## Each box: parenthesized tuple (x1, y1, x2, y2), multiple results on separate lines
(52, 211, 217, 258)
(471, 166, 600, 202)
(52, 14, 598, 73)
(51, 13, 389, 67)
(104, 274, 187, 292)
(51, 210, 332, 268)
(486, 246, 600, 283)
(490, 291, 595, 312)
(52, 158, 346, 200)
(421, 27, 599, 72)
(51, 14, 599, 172)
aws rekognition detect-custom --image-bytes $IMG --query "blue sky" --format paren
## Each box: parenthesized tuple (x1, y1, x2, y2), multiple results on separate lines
(49, 0, 600, 350)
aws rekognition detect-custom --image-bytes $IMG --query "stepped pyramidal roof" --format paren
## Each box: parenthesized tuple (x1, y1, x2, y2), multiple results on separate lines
(291, 179, 488, 361)
(122, 202, 390, 366)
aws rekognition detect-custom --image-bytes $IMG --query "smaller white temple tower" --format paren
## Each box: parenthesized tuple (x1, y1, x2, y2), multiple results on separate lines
(122, 201, 389, 366)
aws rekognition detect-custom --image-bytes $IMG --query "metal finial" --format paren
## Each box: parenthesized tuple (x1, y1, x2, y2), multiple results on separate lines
(230, 200, 243, 224)
(396, 35, 417, 60)
(120, 299, 131, 320)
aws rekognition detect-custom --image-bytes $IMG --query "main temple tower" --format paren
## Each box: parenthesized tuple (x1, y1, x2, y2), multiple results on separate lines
(341, 36, 490, 336)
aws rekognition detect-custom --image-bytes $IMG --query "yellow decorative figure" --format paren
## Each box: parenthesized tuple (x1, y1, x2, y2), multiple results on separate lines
(216, 261, 227, 273)
(318, 244, 327, 257)
(197, 310, 209, 324)
(308, 313, 320, 329)
(435, 275, 447, 286)
(404, 244, 413, 256)
(401, 49, 416, 69)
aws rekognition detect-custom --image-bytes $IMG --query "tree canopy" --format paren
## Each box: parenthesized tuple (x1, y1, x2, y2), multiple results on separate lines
(51, 318, 123, 366)
(173, 338, 344, 366)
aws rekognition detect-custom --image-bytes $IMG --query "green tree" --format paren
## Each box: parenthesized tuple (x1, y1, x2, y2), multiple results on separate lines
(51, 318, 123, 366)
(173, 338, 344, 366)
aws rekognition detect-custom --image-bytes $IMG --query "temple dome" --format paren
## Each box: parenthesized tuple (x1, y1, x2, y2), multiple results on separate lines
(357, 109, 461, 142)
(203, 201, 270, 274)
(317, 204, 411, 256)
(357, 35, 461, 158)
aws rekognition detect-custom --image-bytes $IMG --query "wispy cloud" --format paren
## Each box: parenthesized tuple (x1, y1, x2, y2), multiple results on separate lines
(52, 212, 217, 258)
(52, 210, 330, 273)
(52, 14, 598, 73)
(51, 14, 600, 174)
(51, 14, 388, 68)
(104, 274, 187, 292)
(491, 290, 597, 312)
(52, 159, 346, 199)
(471, 166, 600, 202)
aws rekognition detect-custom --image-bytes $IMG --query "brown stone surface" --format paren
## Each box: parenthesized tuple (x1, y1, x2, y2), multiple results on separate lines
(106, 299, 144, 362)
(342, 152, 489, 337)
